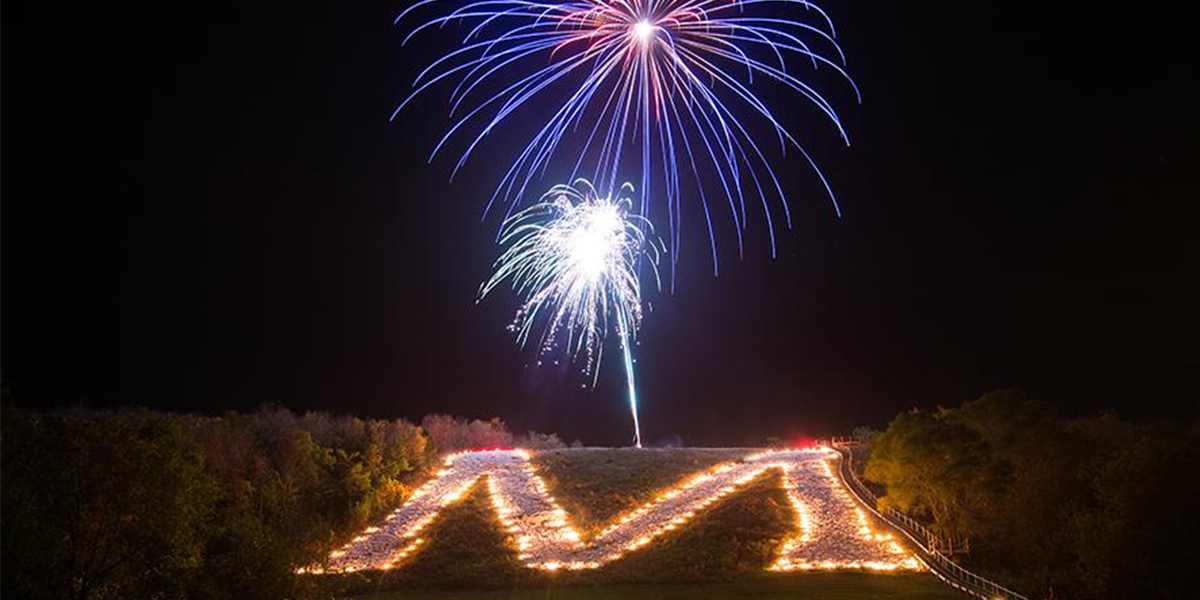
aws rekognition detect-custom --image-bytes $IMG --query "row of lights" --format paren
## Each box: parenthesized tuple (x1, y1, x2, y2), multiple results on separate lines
(303, 447, 920, 574)
(770, 455, 919, 572)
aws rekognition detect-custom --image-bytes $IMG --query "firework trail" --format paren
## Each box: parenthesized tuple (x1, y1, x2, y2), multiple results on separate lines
(395, 0, 858, 277)
(480, 179, 661, 446)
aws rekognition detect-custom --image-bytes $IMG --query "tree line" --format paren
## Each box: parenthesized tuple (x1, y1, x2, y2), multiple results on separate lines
(860, 389, 1199, 600)
(0, 405, 567, 600)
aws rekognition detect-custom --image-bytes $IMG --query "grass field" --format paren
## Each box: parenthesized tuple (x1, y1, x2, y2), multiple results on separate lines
(355, 571, 963, 600)
(328, 448, 961, 599)
(532, 447, 755, 533)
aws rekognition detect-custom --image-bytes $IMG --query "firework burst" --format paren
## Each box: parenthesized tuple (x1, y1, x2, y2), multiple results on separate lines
(396, 0, 858, 276)
(480, 179, 661, 446)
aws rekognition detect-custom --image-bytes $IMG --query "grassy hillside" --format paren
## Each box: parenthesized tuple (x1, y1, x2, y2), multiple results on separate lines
(357, 571, 962, 600)
(331, 448, 960, 599)
(532, 448, 756, 532)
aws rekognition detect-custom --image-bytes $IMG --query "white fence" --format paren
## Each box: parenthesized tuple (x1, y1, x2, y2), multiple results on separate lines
(828, 440, 1030, 600)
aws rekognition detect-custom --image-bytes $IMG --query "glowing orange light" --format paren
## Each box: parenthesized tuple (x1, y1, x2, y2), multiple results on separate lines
(310, 448, 920, 574)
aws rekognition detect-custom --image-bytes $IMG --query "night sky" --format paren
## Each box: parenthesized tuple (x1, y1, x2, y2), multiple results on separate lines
(4, 2, 1197, 446)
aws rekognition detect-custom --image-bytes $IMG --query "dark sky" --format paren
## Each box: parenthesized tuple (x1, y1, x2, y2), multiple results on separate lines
(4, 2, 1197, 446)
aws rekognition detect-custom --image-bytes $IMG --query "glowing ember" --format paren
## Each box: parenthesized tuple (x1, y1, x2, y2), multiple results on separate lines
(311, 448, 919, 573)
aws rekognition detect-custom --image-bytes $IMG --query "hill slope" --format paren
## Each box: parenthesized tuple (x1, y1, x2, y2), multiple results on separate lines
(331, 448, 960, 599)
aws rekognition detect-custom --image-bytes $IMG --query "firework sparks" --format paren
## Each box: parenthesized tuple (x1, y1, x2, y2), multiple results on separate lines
(395, 0, 859, 276)
(481, 179, 660, 446)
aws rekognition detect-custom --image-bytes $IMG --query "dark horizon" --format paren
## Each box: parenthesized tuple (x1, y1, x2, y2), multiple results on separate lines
(4, 1, 1197, 446)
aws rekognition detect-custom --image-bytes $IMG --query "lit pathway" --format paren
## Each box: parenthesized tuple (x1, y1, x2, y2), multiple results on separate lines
(309, 448, 919, 573)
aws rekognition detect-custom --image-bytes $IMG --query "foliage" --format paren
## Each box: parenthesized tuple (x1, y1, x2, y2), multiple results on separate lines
(421, 414, 515, 453)
(863, 389, 1200, 600)
(517, 430, 568, 451)
(1072, 433, 1200, 600)
(1, 410, 215, 600)
(0, 406, 504, 600)
(864, 410, 1004, 536)
(850, 426, 879, 444)
(183, 408, 433, 599)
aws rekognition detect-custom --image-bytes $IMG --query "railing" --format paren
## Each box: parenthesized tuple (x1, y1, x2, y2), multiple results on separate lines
(827, 440, 1029, 600)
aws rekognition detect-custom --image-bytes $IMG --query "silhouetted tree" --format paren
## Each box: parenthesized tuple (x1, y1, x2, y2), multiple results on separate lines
(865, 409, 1005, 538)
(1072, 432, 1200, 600)
(1, 410, 216, 600)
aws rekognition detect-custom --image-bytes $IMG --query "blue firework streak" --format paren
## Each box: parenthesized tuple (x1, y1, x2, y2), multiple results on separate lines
(480, 179, 662, 446)
(395, 0, 859, 277)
